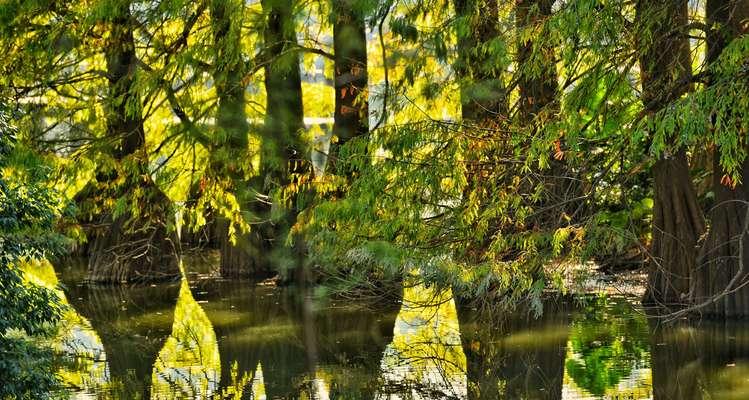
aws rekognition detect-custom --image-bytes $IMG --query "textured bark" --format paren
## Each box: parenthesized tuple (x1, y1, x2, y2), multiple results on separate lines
(638, 0, 704, 306)
(327, 0, 369, 176)
(87, 1, 180, 283)
(691, 0, 749, 317)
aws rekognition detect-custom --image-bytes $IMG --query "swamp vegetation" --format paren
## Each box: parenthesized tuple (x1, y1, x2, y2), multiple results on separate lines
(1, 0, 749, 398)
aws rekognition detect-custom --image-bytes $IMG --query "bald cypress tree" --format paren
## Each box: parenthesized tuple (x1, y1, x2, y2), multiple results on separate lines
(87, 0, 181, 283)
(691, 0, 749, 317)
(637, 0, 704, 306)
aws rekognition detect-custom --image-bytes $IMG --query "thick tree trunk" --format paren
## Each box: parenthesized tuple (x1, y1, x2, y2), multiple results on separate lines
(327, 0, 369, 176)
(208, 0, 269, 278)
(87, 1, 180, 283)
(646, 151, 705, 305)
(691, 0, 749, 317)
(261, 0, 309, 280)
(638, 0, 704, 306)
(262, 0, 305, 183)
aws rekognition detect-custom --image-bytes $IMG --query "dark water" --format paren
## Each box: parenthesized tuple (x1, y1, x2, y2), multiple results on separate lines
(33, 256, 749, 399)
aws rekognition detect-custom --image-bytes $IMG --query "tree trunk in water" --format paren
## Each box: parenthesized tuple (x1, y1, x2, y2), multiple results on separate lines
(327, 0, 369, 176)
(261, 0, 308, 280)
(208, 0, 269, 278)
(87, 1, 180, 283)
(691, 0, 749, 317)
(637, 0, 704, 306)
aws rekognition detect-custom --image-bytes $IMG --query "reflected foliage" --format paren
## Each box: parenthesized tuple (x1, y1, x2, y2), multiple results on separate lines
(565, 296, 651, 398)
(21, 260, 110, 396)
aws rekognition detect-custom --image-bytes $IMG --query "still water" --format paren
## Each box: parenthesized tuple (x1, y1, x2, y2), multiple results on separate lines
(32, 255, 749, 399)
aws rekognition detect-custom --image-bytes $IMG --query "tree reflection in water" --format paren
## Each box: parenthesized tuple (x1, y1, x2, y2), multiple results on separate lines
(21, 260, 110, 393)
(45, 257, 749, 400)
(376, 282, 467, 399)
(151, 277, 221, 399)
(649, 318, 749, 400)
(456, 298, 570, 400)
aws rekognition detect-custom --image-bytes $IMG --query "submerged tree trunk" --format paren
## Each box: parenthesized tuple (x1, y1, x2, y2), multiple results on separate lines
(637, 0, 704, 306)
(87, 1, 180, 283)
(327, 0, 369, 176)
(691, 0, 749, 317)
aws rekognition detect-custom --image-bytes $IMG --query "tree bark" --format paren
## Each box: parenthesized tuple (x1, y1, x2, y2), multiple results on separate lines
(87, 0, 180, 283)
(516, 0, 557, 126)
(691, 0, 749, 317)
(327, 0, 369, 177)
(261, 0, 309, 280)
(637, 0, 705, 306)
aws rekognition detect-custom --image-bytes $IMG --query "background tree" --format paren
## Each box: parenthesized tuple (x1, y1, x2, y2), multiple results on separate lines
(327, 0, 370, 177)
(637, 0, 704, 306)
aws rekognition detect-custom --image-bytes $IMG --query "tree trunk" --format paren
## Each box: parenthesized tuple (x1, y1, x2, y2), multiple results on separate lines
(87, 0, 180, 283)
(261, 0, 309, 281)
(691, 0, 749, 317)
(516, 0, 584, 228)
(327, 0, 369, 176)
(208, 0, 269, 278)
(637, 0, 704, 306)
(516, 0, 557, 126)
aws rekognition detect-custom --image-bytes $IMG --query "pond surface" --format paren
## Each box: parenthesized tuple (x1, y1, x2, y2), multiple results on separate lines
(38, 256, 749, 399)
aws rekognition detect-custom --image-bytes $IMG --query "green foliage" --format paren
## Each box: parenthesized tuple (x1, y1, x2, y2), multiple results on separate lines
(0, 104, 68, 398)
(566, 296, 650, 396)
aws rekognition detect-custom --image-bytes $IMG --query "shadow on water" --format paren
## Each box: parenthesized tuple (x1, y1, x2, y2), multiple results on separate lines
(649, 316, 749, 400)
(44, 256, 749, 399)
(456, 297, 571, 400)
(58, 259, 180, 398)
